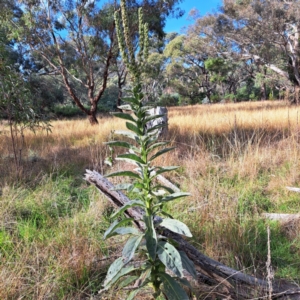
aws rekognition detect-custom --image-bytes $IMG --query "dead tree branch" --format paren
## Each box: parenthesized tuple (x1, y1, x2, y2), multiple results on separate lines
(84, 170, 300, 299)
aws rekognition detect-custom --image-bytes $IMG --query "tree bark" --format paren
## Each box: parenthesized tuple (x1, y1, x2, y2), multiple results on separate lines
(88, 112, 98, 125)
(84, 170, 300, 299)
(295, 85, 300, 105)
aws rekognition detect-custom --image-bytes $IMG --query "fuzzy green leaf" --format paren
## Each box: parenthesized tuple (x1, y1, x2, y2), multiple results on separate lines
(146, 123, 166, 134)
(114, 130, 138, 140)
(144, 135, 157, 147)
(146, 141, 169, 154)
(160, 192, 191, 203)
(150, 166, 179, 179)
(118, 275, 138, 289)
(104, 218, 134, 239)
(103, 257, 124, 287)
(179, 251, 197, 279)
(105, 141, 139, 152)
(177, 277, 192, 289)
(144, 215, 157, 260)
(122, 96, 139, 105)
(160, 210, 174, 219)
(122, 234, 144, 264)
(104, 262, 136, 290)
(113, 112, 136, 122)
(126, 288, 142, 300)
(111, 183, 133, 191)
(138, 267, 152, 285)
(126, 122, 142, 135)
(159, 273, 189, 300)
(157, 241, 183, 277)
(159, 219, 192, 237)
(105, 170, 141, 180)
(118, 104, 132, 111)
(149, 147, 175, 162)
(140, 105, 155, 113)
(116, 153, 146, 165)
(113, 227, 140, 236)
(153, 185, 176, 194)
(111, 200, 145, 219)
(144, 113, 166, 124)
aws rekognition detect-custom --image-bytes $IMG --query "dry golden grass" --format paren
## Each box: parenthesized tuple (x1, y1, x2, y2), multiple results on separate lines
(1, 100, 300, 298)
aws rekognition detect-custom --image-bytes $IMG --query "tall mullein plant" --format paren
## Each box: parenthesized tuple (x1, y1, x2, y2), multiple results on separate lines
(101, 2, 196, 299)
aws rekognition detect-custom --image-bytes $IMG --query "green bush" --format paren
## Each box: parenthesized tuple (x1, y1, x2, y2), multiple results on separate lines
(157, 93, 179, 106)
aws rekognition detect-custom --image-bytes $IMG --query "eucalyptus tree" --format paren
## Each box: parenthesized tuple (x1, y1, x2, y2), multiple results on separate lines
(15, 0, 183, 124)
(193, 0, 300, 102)
(0, 3, 50, 171)
(163, 34, 215, 104)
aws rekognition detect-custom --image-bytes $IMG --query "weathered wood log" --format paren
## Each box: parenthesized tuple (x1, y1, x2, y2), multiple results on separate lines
(84, 170, 300, 299)
(156, 174, 180, 193)
(146, 106, 168, 137)
(263, 213, 300, 222)
(286, 186, 300, 193)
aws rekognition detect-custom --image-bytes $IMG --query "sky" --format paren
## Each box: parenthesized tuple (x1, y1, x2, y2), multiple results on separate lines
(165, 0, 222, 33)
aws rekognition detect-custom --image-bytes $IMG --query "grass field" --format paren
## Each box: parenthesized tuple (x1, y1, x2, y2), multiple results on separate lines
(0, 100, 300, 299)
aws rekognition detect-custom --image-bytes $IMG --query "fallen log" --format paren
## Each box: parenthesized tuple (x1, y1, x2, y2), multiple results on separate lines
(286, 187, 300, 193)
(84, 170, 300, 299)
(262, 213, 300, 222)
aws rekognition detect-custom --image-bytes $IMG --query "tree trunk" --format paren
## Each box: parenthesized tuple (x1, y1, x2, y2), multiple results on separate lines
(88, 111, 98, 125)
(295, 85, 300, 105)
(84, 170, 300, 299)
(260, 82, 267, 101)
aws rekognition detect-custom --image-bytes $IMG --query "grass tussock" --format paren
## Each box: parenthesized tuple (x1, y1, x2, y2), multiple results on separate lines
(1, 100, 300, 298)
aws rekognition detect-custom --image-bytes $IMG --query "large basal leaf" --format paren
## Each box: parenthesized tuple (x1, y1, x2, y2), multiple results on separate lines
(159, 272, 189, 300)
(105, 170, 142, 180)
(103, 218, 134, 239)
(159, 218, 192, 237)
(160, 192, 191, 203)
(157, 241, 183, 278)
(111, 200, 145, 219)
(103, 257, 124, 287)
(122, 234, 144, 264)
(179, 251, 197, 279)
(144, 215, 157, 260)
(116, 153, 146, 165)
(113, 112, 136, 122)
(149, 147, 175, 162)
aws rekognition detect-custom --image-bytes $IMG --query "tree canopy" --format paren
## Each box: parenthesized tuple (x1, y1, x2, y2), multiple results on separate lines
(3, 0, 300, 116)
(11, 0, 183, 124)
